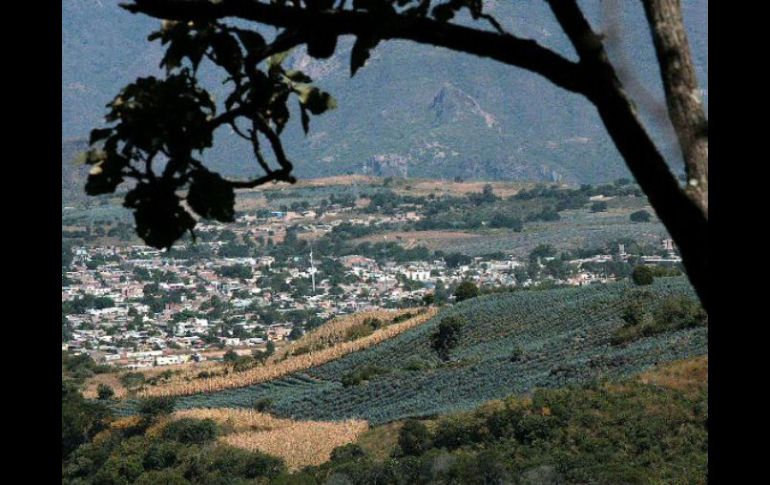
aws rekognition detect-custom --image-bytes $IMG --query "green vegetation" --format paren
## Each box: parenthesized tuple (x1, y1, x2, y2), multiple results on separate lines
(97, 384, 115, 401)
(62, 351, 113, 383)
(590, 200, 608, 212)
(452, 281, 478, 302)
(632, 265, 655, 286)
(62, 416, 286, 484)
(612, 293, 708, 345)
(396, 419, 432, 457)
(630, 209, 652, 222)
(113, 278, 706, 426)
(161, 418, 219, 445)
(341, 365, 391, 387)
(430, 316, 465, 361)
(62, 382, 111, 460)
(303, 362, 707, 485)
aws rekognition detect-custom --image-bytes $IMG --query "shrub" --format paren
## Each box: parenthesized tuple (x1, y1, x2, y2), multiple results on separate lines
(629, 210, 651, 222)
(431, 316, 464, 361)
(120, 371, 146, 389)
(403, 356, 434, 371)
(161, 418, 219, 444)
(134, 469, 190, 485)
(341, 365, 389, 387)
(631, 265, 654, 286)
(206, 446, 286, 479)
(432, 415, 490, 449)
(344, 323, 375, 341)
(453, 281, 479, 302)
(137, 396, 176, 420)
(392, 312, 415, 324)
(253, 398, 274, 412)
(397, 419, 432, 456)
(330, 443, 366, 462)
(590, 201, 608, 212)
(509, 346, 525, 363)
(653, 295, 707, 329)
(97, 383, 115, 400)
(142, 442, 181, 470)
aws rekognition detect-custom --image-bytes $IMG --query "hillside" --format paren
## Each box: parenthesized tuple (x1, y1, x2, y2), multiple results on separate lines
(65, 355, 707, 484)
(63, 0, 707, 186)
(114, 277, 707, 424)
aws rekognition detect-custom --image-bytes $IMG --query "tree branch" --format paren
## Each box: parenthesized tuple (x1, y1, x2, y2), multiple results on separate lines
(642, 0, 708, 217)
(546, 0, 708, 312)
(123, 0, 589, 95)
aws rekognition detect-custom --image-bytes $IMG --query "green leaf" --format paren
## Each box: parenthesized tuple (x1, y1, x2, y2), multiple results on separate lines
(296, 85, 337, 115)
(284, 70, 313, 83)
(268, 50, 291, 70)
(73, 151, 89, 165)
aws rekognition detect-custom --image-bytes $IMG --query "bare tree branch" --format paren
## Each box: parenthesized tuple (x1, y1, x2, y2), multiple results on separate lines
(546, 0, 707, 312)
(642, 0, 708, 217)
(123, 0, 590, 95)
(118, 0, 708, 311)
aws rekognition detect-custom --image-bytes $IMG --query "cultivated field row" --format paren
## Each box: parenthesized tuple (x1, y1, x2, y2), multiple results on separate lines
(138, 308, 438, 397)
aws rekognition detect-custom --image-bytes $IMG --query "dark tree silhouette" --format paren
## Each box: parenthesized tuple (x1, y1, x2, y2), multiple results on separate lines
(86, 0, 707, 312)
(430, 315, 464, 361)
(632, 265, 655, 286)
(453, 280, 479, 302)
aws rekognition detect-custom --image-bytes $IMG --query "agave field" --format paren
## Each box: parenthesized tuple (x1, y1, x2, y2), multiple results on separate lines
(115, 277, 706, 425)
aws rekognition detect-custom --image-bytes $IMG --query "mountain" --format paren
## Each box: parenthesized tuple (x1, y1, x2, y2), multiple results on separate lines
(61, 138, 90, 206)
(62, 0, 707, 188)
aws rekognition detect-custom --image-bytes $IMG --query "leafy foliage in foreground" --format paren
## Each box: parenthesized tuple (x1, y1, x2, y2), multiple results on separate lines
(82, 18, 338, 249)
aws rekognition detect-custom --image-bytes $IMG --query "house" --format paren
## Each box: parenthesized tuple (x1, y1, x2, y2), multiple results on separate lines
(155, 354, 189, 366)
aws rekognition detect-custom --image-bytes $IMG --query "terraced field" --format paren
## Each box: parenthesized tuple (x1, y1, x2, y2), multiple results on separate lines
(115, 277, 707, 424)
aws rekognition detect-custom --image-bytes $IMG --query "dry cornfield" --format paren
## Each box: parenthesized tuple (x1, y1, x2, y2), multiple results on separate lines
(272, 308, 418, 360)
(163, 407, 369, 469)
(82, 359, 224, 399)
(221, 419, 369, 469)
(139, 307, 437, 397)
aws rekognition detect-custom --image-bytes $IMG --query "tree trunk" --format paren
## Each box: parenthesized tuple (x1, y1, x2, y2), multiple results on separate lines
(642, 0, 708, 218)
(547, 0, 708, 313)
(586, 73, 709, 314)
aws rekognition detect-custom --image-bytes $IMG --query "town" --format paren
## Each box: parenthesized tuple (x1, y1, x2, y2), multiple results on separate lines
(62, 183, 681, 370)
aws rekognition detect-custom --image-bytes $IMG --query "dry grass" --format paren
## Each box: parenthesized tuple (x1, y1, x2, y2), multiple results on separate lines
(82, 360, 224, 399)
(222, 420, 369, 469)
(273, 308, 417, 360)
(160, 408, 368, 470)
(139, 308, 437, 397)
(352, 230, 481, 249)
(84, 309, 424, 400)
(174, 408, 295, 432)
(393, 179, 534, 197)
(637, 355, 708, 393)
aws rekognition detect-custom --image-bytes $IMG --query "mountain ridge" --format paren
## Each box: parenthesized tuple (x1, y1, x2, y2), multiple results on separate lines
(62, 0, 707, 190)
